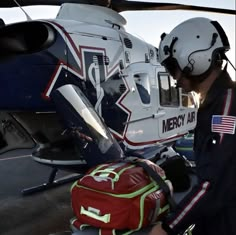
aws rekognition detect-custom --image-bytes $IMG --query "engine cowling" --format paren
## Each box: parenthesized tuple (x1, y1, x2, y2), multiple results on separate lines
(0, 21, 56, 61)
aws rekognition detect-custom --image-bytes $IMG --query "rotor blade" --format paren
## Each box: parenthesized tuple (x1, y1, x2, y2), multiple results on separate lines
(112, 1, 236, 15)
(0, 0, 106, 7)
(0, 0, 235, 15)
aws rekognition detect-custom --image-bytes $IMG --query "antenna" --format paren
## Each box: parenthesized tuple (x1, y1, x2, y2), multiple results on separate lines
(13, 0, 32, 21)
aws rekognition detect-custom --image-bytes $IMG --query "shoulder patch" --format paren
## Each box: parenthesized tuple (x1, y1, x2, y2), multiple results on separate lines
(211, 115, 236, 135)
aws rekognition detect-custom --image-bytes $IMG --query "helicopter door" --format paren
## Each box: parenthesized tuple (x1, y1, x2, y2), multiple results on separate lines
(124, 63, 160, 148)
(156, 72, 197, 142)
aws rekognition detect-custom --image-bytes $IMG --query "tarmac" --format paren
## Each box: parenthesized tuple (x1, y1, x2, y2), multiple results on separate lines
(0, 150, 77, 235)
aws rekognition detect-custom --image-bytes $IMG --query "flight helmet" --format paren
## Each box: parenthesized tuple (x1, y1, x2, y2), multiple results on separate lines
(158, 17, 230, 79)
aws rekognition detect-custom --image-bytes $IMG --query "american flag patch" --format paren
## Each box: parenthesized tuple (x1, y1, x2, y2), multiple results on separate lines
(211, 115, 236, 134)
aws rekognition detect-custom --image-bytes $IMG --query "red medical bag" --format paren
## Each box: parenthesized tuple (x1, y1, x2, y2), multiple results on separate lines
(71, 159, 173, 234)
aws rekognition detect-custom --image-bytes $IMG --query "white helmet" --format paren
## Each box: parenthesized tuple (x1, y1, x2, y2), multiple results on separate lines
(158, 17, 230, 77)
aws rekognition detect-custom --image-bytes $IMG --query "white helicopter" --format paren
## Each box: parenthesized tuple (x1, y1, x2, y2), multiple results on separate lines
(0, 0, 234, 193)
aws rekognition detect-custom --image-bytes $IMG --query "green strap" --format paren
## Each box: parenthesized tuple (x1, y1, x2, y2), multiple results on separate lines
(158, 204, 169, 214)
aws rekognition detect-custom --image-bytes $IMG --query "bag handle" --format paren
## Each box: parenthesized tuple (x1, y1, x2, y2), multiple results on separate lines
(90, 169, 120, 181)
(80, 206, 111, 223)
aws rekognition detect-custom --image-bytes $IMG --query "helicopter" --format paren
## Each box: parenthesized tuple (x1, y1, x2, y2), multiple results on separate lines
(0, 0, 235, 194)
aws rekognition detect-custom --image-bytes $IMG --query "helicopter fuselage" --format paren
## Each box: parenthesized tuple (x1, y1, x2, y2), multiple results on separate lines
(0, 4, 197, 160)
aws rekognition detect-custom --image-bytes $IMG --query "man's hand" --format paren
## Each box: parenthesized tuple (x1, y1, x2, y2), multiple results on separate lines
(148, 223, 168, 235)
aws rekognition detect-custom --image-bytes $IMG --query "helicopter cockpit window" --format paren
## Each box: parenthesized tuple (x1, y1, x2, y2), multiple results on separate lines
(134, 73, 150, 104)
(158, 73, 179, 106)
(181, 90, 198, 108)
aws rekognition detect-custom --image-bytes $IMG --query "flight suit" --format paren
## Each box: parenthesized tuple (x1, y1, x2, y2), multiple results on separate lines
(162, 70, 236, 235)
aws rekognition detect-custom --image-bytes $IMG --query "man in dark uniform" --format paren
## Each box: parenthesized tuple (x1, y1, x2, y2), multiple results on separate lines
(149, 17, 236, 235)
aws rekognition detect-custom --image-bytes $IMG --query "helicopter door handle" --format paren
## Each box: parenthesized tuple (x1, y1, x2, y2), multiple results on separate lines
(152, 112, 165, 119)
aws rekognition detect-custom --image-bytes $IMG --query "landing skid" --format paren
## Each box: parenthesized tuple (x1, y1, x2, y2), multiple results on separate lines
(21, 168, 83, 196)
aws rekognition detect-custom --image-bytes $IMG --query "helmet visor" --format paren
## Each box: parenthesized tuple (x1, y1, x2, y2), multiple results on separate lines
(162, 57, 179, 77)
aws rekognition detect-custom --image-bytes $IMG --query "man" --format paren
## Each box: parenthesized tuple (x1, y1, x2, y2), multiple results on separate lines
(149, 17, 236, 235)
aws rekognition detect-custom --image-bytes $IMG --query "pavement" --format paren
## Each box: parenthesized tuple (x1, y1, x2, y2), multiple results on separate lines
(0, 152, 77, 235)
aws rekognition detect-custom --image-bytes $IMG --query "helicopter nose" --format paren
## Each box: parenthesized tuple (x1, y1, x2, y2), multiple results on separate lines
(0, 21, 56, 62)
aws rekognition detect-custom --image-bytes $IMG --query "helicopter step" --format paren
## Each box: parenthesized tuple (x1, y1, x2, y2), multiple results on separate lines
(22, 144, 87, 195)
(21, 168, 83, 196)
